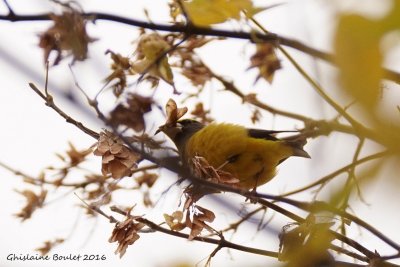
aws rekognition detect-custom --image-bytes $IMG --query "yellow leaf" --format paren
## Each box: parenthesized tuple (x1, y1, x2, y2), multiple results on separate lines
(157, 57, 174, 84)
(137, 33, 170, 61)
(334, 14, 383, 108)
(183, 0, 263, 27)
(382, 0, 400, 31)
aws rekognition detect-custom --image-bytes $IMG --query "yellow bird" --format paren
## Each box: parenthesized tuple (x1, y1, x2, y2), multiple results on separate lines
(158, 119, 310, 190)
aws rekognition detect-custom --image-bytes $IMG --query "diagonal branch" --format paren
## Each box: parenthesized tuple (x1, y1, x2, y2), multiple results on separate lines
(26, 70, 398, 262)
(109, 206, 278, 258)
(0, 11, 399, 84)
(281, 151, 386, 197)
(28, 82, 99, 139)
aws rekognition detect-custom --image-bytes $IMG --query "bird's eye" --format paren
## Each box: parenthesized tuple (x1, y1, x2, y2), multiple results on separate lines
(178, 119, 192, 127)
(227, 154, 240, 163)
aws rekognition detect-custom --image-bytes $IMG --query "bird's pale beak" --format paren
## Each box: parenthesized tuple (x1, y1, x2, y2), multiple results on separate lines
(155, 125, 165, 135)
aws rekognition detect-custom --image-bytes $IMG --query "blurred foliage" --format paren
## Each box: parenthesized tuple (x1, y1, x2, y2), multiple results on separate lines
(1, 0, 400, 266)
(335, 1, 400, 165)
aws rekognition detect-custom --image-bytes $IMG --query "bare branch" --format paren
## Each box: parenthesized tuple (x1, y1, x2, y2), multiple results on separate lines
(28, 82, 99, 139)
(281, 151, 387, 197)
(2, 0, 15, 16)
(109, 206, 278, 258)
(0, 12, 399, 84)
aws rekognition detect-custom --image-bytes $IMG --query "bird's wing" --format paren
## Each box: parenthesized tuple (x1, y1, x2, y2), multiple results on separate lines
(247, 129, 299, 141)
(248, 128, 310, 160)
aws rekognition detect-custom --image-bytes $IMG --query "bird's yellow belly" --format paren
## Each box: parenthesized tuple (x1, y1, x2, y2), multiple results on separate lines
(185, 124, 292, 189)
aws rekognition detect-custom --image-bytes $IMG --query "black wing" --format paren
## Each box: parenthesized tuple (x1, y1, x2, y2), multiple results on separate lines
(247, 129, 299, 141)
(247, 128, 310, 161)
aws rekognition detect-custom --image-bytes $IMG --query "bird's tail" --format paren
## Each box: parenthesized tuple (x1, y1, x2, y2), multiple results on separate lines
(283, 136, 311, 158)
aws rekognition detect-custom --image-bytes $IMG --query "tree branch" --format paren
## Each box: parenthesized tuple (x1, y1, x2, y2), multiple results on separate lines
(108, 206, 277, 257)
(26, 75, 398, 263)
(28, 82, 100, 140)
(0, 11, 399, 84)
(281, 151, 387, 197)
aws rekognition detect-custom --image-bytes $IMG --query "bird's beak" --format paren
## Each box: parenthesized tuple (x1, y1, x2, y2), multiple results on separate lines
(155, 124, 165, 135)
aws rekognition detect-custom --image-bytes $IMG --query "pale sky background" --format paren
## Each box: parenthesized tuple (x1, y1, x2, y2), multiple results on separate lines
(1, 0, 400, 267)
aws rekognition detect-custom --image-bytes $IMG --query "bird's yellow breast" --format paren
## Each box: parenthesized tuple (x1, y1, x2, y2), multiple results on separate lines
(185, 123, 293, 189)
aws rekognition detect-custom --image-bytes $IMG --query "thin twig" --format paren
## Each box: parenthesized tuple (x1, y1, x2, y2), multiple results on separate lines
(17, 81, 397, 261)
(109, 205, 278, 258)
(312, 201, 400, 252)
(248, 16, 372, 138)
(1, 11, 399, 83)
(330, 244, 369, 263)
(0, 159, 93, 188)
(68, 65, 107, 121)
(258, 194, 400, 254)
(102, 123, 397, 260)
(75, 193, 118, 223)
(0, 160, 85, 187)
(220, 206, 265, 233)
(340, 138, 367, 210)
(281, 151, 386, 197)
(9, 7, 397, 263)
(24, 78, 398, 263)
(254, 198, 372, 260)
(2, 0, 15, 16)
(212, 72, 384, 143)
(213, 73, 312, 122)
(28, 82, 99, 139)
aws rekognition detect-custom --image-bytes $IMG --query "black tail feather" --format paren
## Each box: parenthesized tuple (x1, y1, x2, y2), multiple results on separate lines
(284, 137, 311, 158)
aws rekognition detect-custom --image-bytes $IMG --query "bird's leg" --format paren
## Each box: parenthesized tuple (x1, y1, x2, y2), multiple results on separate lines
(247, 166, 265, 202)
(217, 160, 230, 170)
(218, 154, 240, 169)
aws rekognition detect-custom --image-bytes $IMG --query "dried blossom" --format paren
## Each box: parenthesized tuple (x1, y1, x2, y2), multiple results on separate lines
(56, 142, 92, 167)
(88, 182, 118, 209)
(250, 109, 261, 124)
(135, 172, 158, 188)
(248, 43, 281, 84)
(142, 191, 153, 207)
(164, 211, 186, 231)
(181, 59, 214, 87)
(93, 131, 140, 179)
(191, 102, 213, 124)
(186, 205, 215, 240)
(14, 189, 47, 221)
(182, 156, 240, 206)
(35, 238, 65, 255)
(191, 156, 240, 186)
(243, 93, 258, 104)
(39, 10, 95, 65)
(109, 94, 154, 132)
(173, 36, 215, 87)
(165, 98, 188, 126)
(183, 185, 212, 208)
(184, 36, 216, 51)
(86, 184, 107, 201)
(109, 217, 145, 258)
(104, 50, 132, 96)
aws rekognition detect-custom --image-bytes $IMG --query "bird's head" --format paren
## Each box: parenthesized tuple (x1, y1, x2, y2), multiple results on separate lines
(156, 119, 204, 152)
